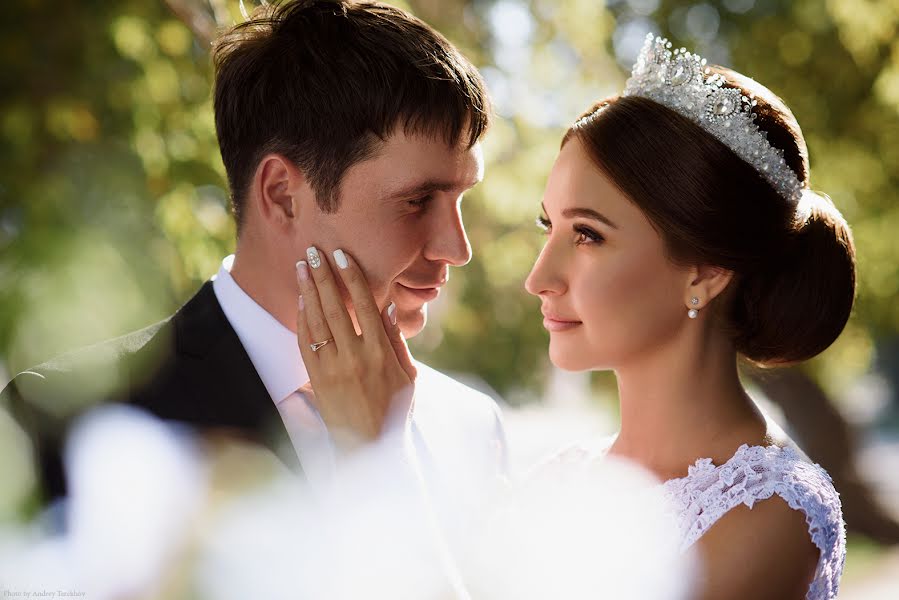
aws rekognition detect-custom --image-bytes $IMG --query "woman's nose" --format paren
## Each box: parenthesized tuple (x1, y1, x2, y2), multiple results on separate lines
(525, 239, 567, 297)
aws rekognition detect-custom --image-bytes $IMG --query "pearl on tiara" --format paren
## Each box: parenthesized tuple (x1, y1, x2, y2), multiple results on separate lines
(622, 34, 804, 208)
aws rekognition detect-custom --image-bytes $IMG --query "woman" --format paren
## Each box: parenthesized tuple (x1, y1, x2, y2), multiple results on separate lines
(294, 35, 849, 599)
(523, 35, 849, 600)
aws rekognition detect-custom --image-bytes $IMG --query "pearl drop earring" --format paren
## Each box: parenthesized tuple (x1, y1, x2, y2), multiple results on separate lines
(688, 297, 700, 319)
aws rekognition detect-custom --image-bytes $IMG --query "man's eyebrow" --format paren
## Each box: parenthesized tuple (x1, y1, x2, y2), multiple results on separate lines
(542, 202, 619, 229)
(385, 178, 480, 201)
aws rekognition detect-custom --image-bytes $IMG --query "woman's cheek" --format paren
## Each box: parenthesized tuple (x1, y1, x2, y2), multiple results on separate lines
(576, 254, 670, 364)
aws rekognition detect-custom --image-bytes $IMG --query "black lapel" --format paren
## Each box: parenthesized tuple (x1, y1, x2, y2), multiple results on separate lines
(163, 281, 303, 477)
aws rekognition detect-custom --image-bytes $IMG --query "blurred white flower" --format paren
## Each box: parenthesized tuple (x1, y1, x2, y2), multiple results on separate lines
(462, 454, 696, 600)
(0, 405, 206, 599)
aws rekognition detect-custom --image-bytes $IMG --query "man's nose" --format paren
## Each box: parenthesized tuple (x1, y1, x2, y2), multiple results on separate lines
(424, 200, 472, 267)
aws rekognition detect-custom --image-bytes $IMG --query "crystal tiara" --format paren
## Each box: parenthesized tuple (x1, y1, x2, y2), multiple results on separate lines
(622, 34, 803, 207)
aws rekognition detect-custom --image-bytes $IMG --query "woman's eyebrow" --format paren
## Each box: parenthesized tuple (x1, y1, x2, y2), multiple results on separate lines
(562, 207, 618, 229)
(541, 202, 619, 229)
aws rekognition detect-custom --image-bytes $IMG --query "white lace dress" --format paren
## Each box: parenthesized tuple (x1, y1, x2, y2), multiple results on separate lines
(561, 441, 846, 600)
(664, 443, 845, 599)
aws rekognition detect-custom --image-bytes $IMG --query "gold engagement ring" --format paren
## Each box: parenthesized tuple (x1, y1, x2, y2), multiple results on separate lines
(310, 338, 334, 352)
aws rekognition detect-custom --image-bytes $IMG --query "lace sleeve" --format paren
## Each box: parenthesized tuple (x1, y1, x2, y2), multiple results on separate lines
(662, 445, 846, 600)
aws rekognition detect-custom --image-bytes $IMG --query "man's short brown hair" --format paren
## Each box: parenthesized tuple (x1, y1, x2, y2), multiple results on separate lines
(212, 0, 491, 229)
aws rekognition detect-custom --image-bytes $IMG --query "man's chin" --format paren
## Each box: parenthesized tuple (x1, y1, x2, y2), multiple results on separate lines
(397, 303, 427, 338)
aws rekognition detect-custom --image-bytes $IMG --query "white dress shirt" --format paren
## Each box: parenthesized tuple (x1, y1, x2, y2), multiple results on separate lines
(210, 255, 506, 495)
(211, 255, 336, 483)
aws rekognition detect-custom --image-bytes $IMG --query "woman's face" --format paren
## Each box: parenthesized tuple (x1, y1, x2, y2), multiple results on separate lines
(525, 138, 693, 372)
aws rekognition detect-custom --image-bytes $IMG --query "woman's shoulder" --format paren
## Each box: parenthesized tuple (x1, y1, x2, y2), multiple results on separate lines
(694, 490, 824, 599)
(666, 443, 846, 599)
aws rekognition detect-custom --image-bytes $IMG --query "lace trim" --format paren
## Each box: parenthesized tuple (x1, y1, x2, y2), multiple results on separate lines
(661, 444, 846, 600)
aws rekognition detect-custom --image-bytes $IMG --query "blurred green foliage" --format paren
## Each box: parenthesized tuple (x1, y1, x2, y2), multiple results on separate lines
(1, 0, 898, 406)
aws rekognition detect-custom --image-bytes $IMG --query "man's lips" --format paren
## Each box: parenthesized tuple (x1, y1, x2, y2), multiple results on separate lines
(398, 283, 443, 302)
(541, 309, 582, 332)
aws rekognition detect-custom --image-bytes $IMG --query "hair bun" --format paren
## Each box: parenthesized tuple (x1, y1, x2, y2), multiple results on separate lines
(732, 189, 856, 366)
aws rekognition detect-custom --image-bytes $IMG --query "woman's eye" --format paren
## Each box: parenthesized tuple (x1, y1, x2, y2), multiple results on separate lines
(575, 225, 604, 245)
(536, 216, 552, 233)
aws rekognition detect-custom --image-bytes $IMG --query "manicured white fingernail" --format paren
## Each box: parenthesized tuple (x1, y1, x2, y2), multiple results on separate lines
(306, 246, 321, 269)
(298, 295, 304, 310)
(333, 249, 348, 270)
(296, 260, 309, 282)
(387, 302, 397, 325)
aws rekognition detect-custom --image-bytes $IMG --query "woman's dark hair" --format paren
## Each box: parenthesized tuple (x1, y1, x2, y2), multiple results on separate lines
(565, 67, 855, 366)
(212, 0, 490, 228)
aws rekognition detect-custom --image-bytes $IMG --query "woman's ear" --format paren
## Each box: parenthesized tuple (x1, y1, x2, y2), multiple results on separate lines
(684, 264, 734, 311)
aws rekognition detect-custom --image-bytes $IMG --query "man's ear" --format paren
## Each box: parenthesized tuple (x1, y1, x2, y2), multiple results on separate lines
(251, 154, 311, 230)
(684, 264, 734, 311)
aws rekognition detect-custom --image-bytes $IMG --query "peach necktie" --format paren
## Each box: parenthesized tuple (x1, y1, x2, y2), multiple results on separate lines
(276, 382, 336, 484)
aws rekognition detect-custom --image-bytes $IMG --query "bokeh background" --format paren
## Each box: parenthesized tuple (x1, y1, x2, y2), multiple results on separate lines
(1, 0, 898, 596)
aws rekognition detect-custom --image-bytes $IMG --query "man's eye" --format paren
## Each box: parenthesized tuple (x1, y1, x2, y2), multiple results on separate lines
(408, 195, 433, 209)
(536, 216, 551, 233)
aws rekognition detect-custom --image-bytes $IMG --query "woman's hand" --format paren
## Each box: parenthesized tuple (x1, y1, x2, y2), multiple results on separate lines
(295, 246, 417, 450)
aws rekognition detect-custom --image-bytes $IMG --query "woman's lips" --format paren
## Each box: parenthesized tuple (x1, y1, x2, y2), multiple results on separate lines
(541, 310, 582, 332)
(543, 317, 582, 332)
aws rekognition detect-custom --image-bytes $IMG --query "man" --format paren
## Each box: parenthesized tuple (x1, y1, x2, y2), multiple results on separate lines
(2, 0, 505, 507)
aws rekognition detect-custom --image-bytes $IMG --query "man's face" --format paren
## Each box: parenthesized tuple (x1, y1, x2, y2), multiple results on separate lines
(300, 129, 483, 338)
